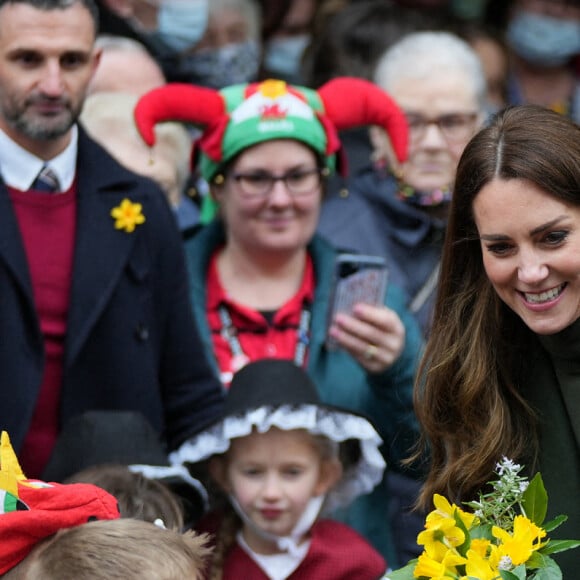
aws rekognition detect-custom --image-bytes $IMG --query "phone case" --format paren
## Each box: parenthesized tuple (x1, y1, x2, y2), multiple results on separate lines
(326, 254, 389, 351)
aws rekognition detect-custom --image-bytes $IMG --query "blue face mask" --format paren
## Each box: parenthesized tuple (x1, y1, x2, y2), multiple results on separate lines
(148, 0, 209, 54)
(173, 41, 260, 88)
(507, 10, 580, 67)
(264, 34, 310, 80)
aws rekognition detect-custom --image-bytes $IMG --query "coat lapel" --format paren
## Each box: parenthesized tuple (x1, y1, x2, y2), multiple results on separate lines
(64, 131, 144, 366)
(0, 184, 35, 307)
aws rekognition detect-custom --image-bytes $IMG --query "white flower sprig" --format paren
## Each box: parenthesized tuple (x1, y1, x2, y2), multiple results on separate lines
(465, 457, 530, 531)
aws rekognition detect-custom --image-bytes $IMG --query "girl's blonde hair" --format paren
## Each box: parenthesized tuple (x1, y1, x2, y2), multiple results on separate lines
(6, 519, 212, 580)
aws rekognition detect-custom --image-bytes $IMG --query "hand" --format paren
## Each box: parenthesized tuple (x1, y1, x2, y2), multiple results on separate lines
(327, 302, 405, 373)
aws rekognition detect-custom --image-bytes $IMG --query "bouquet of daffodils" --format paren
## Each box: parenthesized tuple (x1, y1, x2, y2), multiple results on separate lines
(388, 458, 579, 580)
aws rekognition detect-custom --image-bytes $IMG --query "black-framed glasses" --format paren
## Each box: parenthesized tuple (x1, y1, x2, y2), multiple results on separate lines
(227, 167, 329, 199)
(405, 112, 479, 142)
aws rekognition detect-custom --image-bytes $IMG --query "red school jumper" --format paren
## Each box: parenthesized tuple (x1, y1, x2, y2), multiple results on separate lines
(208, 519, 386, 580)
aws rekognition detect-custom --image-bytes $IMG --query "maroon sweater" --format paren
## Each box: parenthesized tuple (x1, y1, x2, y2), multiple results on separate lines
(9, 185, 77, 478)
(199, 516, 387, 580)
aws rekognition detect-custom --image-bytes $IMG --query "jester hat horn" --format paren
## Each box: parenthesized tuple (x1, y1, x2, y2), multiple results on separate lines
(134, 77, 408, 182)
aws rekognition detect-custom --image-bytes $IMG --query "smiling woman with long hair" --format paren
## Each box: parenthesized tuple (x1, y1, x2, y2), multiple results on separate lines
(414, 105, 580, 578)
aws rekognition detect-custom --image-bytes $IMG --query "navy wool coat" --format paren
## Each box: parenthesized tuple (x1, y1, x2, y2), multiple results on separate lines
(0, 128, 224, 455)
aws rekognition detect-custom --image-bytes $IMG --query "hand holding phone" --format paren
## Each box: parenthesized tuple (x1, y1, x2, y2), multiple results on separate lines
(326, 254, 389, 351)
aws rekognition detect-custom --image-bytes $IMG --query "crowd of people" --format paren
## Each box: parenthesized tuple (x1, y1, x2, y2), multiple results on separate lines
(0, 0, 578, 578)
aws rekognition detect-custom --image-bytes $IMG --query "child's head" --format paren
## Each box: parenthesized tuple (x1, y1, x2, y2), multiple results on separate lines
(43, 410, 209, 529)
(209, 427, 342, 552)
(6, 518, 212, 580)
(65, 463, 185, 531)
(0, 431, 120, 576)
(171, 359, 385, 554)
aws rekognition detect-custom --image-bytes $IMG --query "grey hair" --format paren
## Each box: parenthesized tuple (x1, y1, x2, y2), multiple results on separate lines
(374, 31, 487, 110)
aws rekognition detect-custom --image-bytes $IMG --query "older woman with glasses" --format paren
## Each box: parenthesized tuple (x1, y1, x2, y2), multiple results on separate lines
(134, 77, 423, 567)
(318, 31, 488, 339)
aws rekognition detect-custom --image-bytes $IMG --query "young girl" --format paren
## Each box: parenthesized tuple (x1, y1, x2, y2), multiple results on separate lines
(172, 358, 387, 579)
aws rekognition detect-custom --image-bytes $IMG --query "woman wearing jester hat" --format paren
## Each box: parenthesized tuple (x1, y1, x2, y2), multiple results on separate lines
(134, 77, 423, 566)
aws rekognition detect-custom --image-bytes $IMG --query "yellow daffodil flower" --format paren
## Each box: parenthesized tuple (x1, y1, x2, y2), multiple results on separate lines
(399, 468, 576, 580)
(429, 494, 478, 530)
(418, 533, 450, 562)
(111, 198, 146, 233)
(468, 538, 495, 560)
(493, 515, 546, 566)
(414, 549, 466, 579)
(463, 545, 500, 580)
(419, 517, 466, 552)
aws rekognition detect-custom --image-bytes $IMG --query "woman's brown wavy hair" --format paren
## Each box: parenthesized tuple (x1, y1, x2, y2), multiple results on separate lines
(414, 105, 580, 509)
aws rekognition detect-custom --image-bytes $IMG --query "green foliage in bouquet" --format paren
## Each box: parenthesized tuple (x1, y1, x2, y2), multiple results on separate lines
(387, 458, 580, 580)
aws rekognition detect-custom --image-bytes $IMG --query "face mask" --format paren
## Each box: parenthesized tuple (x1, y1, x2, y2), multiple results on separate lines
(264, 34, 310, 80)
(507, 10, 580, 67)
(229, 493, 325, 557)
(146, 0, 209, 54)
(173, 41, 260, 88)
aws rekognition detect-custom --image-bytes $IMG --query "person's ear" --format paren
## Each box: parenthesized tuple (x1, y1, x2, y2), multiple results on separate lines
(208, 456, 230, 492)
(314, 458, 343, 496)
(89, 47, 103, 83)
(209, 177, 226, 203)
(369, 125, 402, 177)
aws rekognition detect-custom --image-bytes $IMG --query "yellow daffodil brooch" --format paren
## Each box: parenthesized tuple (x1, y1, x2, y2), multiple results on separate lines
(111, 198, 146, 233)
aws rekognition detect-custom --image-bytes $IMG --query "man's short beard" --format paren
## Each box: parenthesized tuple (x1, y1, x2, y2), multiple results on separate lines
(10, 114, 75, 141)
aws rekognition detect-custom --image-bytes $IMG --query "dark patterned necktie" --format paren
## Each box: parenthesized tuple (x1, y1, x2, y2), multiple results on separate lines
(30, 165, 60, 193)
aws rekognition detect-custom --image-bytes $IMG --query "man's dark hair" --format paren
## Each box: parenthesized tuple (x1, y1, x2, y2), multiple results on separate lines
(0, 0, 99, 34)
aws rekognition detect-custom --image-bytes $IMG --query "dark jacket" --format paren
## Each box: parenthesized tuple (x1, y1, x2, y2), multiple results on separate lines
(318, 167, 446, 338)
(0, 128, 224, 455)
(526, 323, 580, 578)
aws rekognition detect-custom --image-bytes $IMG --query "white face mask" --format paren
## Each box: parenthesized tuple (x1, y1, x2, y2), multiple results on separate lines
(143, 0, 209, 54)
(507, 10, 580, 67)
(229, 493, 325, 556)
(264, 34, 310, 79)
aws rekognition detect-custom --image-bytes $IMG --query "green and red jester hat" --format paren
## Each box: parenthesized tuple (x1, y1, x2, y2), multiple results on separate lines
(0, 431, 120, 575)
(133, 77, 409, 182)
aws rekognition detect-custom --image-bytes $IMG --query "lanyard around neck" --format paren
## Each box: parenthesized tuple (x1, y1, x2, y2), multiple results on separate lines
(218, 301, 311, 376)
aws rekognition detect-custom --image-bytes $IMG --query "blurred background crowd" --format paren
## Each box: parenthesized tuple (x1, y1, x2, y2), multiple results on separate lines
(79, 0, 580, 568)
(86, 0, 580, 228)
(2, 0, 578, 576)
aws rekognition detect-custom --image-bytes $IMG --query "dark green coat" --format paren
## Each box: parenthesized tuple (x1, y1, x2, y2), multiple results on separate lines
(526, 322, 580, 578)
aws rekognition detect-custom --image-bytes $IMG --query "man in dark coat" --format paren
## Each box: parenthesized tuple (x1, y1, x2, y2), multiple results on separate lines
(0, 0, 224, 478)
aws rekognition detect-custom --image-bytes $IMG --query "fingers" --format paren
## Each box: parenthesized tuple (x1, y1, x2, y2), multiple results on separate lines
(327, 303, 405, 373)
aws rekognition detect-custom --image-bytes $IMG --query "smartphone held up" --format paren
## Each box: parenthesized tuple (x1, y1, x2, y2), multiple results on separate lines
(326, 254, 389, 351)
